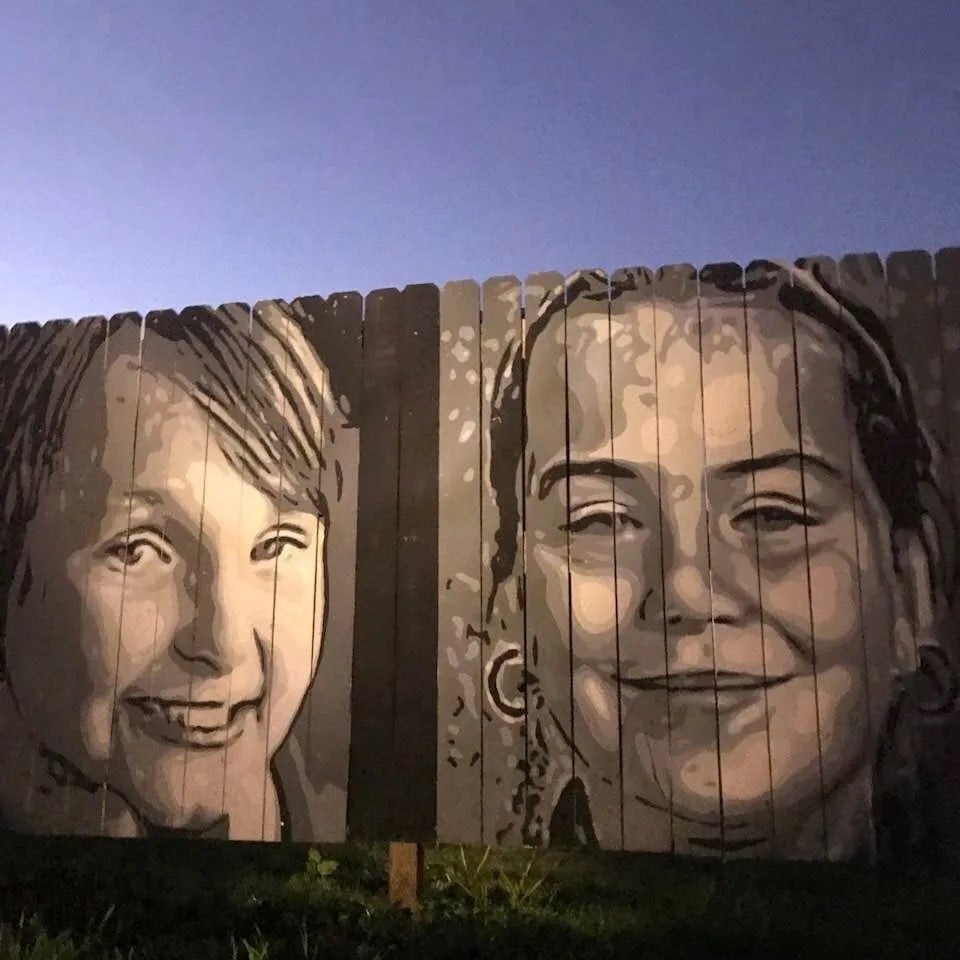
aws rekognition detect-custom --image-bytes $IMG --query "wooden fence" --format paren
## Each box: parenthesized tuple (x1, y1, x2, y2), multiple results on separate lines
(1, 248, 959, 864)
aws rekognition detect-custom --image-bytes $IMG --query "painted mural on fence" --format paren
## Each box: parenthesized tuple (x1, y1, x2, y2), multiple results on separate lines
(3, 246, 960, 863)
(0, 298, 360, 842)
(438, 250, 960, 863)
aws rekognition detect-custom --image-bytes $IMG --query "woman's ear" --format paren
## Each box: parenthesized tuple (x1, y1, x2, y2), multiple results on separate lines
(891, 528, 936, 674)
(892, 527, 957, 712)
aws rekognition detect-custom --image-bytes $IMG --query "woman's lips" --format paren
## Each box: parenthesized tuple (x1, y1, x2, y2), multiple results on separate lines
(125, 696, 260, 750)
(614, 670, 793, 713)
(615, 670, 794, 693)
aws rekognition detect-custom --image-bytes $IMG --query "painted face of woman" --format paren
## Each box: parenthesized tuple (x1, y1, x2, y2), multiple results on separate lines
(3, 327, 326, 838)
(523, 296, 927, 854)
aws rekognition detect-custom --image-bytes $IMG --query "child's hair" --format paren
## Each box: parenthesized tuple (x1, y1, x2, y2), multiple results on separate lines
(0, 302, 349, 670)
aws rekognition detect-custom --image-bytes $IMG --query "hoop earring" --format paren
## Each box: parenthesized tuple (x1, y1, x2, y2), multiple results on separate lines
(486, 644, 525, 722)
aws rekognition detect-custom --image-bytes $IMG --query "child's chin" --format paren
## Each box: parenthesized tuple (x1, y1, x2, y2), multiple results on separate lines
(152, 806, 226, 835)
(132, 787, 227, 834)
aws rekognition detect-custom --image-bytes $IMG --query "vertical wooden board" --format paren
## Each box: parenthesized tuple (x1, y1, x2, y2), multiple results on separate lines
(747, 260, 837, 860)
(936, 248, 960, 545)
(160, 301, 289, 842)
(60, 315, 117, 834)
(479, 275, 528, 845)
(838, 242, 899, 709)
(348, 288, 402, 841)
(138, 306, 206, 840)
(253, 298, 296, 844)
(142, 299, 324, 843)
(799, 255, 888, 860)
(698, 261, 783, 859)
(0, 320, 53, 828)
(436, 280, 483, 844)
(517, 270, 566, 848)
(0, 316, 124, 836)
(796, 257, 872, 858)
(744, 263, 815, 859)
(936, 248, 960, 676)
(554, 268, 623, 850)
(393, 283, 440, 841)
(696, 263, 747, 857)
(885, 251, 957, 706)
(609, 267, 674, 854)
(933, 246, 960, 858)
(885, 253, 960, 715)
(88, 311, 147, 839)
(388, 840, 425, 911)
(878, 251, 960, 862)
(651, 263, 726, 859)
(885, 251, 949, 465)
(829, 251, 958, 862)
(279, 291, 362, 844)
(519, 270, 570, 847)
(935, 249, 960, 646)
(132, 305, 206, 840)
(160, 303, 250, 841)
(293, 292, 365, 422)
(71, 311, 145, 838)
(241, 298, 343, 842)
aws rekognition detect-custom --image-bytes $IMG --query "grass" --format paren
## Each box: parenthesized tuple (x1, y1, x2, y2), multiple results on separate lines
(0, 834, 958, 958)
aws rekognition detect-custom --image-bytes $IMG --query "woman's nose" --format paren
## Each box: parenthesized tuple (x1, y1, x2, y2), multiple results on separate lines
(646, 498, 742, 631)
(661, 563, 714, 627)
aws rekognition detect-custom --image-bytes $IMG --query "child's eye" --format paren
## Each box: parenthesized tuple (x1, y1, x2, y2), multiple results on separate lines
(733, 500, 820, 535)
(102, 530, 172, 571)
(250, 524, 309, 563)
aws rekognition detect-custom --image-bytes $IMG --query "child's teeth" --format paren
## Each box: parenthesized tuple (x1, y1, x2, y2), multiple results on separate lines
(163, 705, 231, 730)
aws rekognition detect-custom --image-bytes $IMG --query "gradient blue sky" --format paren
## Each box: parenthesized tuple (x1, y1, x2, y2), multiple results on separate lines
(1, 0, 957, 323)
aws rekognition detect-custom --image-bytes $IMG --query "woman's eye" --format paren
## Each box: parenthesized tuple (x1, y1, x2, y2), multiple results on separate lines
(563, 505, 642, 537)
(103, 535, 171, 570)
(250, 529, 308, 563)
(737, 504, 816, 533)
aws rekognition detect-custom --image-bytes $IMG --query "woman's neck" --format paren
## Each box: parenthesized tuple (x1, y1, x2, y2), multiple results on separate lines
(785, 770, 876, 862)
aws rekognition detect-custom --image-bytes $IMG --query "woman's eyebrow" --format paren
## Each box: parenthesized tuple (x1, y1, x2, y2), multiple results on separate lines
(716, 450, 844, 480)
(538, 458, 639, 500)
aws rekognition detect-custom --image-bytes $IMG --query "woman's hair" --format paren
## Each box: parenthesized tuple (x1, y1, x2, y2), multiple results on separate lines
(0, 302, 349, 670)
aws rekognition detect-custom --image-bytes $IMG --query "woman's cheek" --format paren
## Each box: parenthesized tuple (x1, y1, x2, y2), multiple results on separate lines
(531, 544, 572, 648)
(573, 666, 621, 752)
(758, 546, 862, 663)
(804, 547, 867, 655)
(754, 557, 817, 657)
(797, 663, 872, 796)
(569, 571, 636, 659)
(814, 663, 863, 748)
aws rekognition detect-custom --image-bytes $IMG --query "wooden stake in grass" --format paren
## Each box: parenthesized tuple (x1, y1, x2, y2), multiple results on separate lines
(388, 842, 424, 912)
